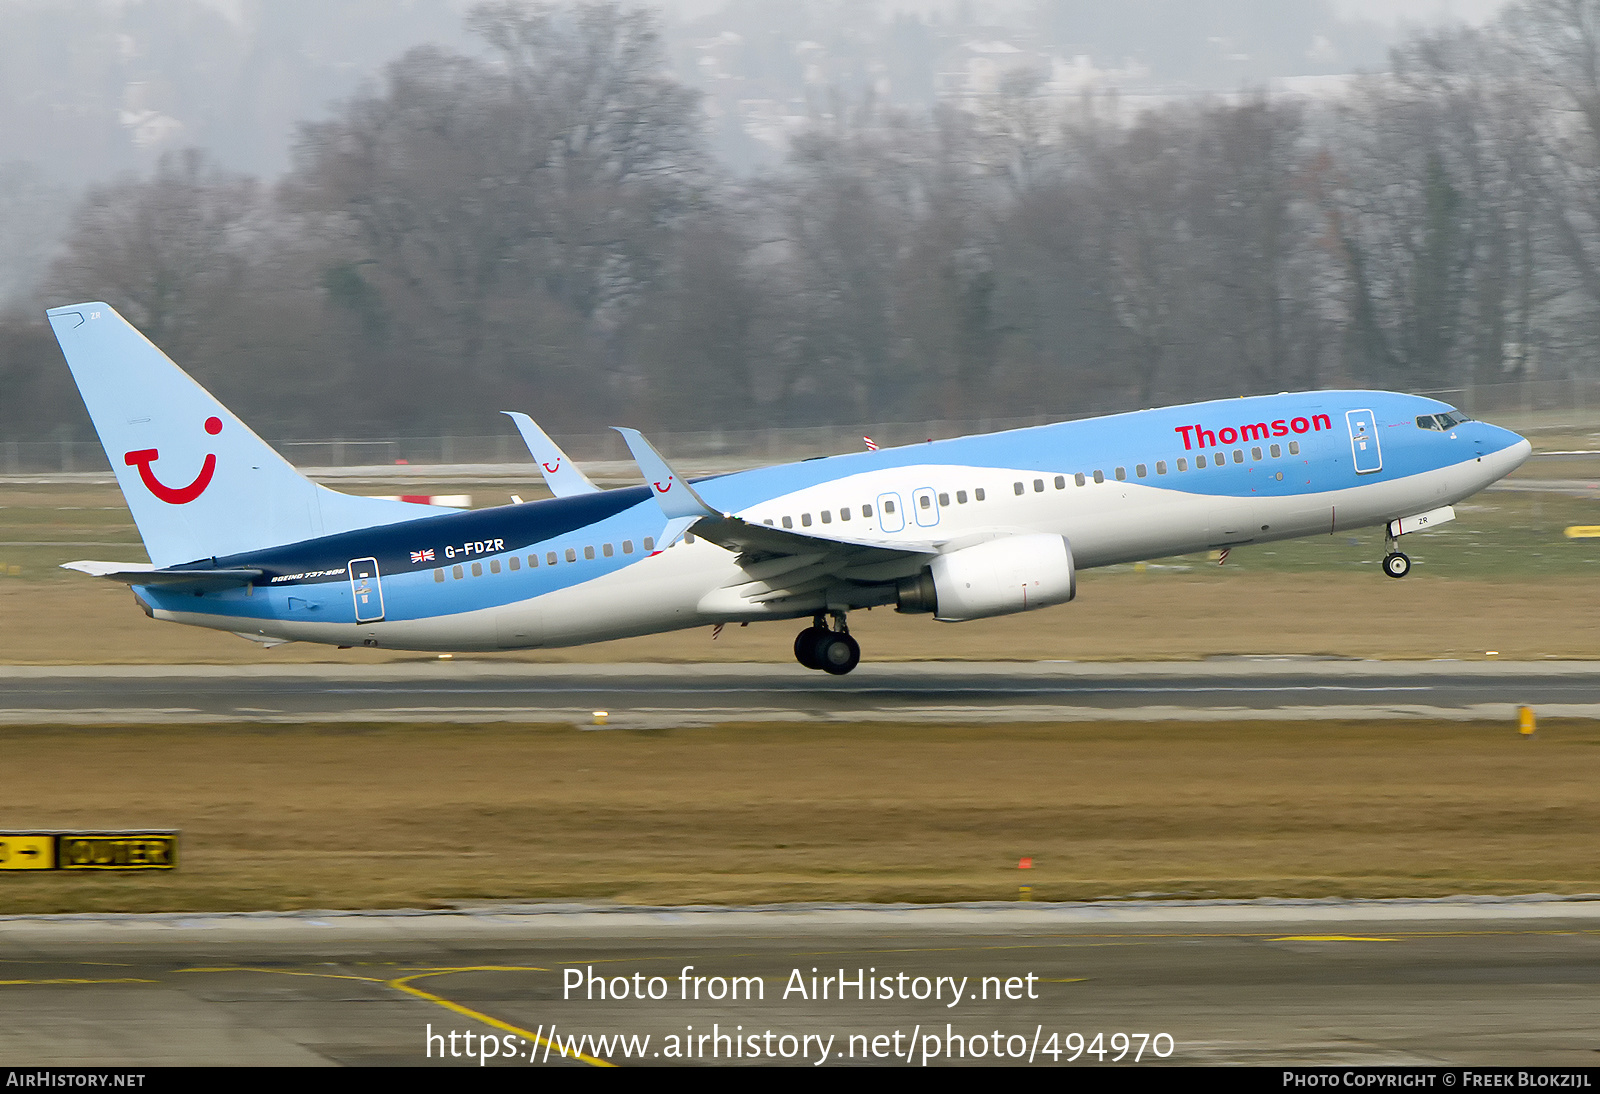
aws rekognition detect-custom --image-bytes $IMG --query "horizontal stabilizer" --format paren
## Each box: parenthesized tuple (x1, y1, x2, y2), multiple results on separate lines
(62, 560, 261, 589)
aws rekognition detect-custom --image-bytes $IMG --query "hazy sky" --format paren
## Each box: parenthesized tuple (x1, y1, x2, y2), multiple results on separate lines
(648, 0, 1515, 25)
(1332, 0, 1509, 23)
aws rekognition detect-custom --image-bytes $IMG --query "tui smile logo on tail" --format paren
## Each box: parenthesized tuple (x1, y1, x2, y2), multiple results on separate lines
(123, 416, 222, 504)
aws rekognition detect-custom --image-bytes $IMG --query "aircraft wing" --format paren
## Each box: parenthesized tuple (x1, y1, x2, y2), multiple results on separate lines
(612, 427, 936, 606)
(502, 412, 599, 497)
(62, 560, 262, 589)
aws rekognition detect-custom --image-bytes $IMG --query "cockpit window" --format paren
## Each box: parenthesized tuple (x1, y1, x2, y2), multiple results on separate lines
(1417, 409, 1473, 431)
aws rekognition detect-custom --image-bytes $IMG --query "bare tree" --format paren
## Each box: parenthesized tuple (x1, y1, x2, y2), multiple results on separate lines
(46, 148, 262, 365)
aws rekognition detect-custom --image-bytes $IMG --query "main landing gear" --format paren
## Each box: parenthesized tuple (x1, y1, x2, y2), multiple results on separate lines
(794, 612, 861, 675)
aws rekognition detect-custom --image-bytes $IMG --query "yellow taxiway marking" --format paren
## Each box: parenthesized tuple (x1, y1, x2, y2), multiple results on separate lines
(180, 966, 384, 983)
(1268, 936, 1398, 943)
(385, 968, 612, 1069)
(0, 977, 157, 986)
(179, 964, 607, 1068)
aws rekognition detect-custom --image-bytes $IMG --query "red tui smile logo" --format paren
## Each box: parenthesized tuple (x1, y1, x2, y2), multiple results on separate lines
(123, 416, 221, 504)
(542, 459, 561, 473)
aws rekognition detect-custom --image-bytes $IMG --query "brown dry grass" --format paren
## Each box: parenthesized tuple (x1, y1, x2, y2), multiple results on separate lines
(1, 719, 1597, 913)
(2, 570, 1597, 664)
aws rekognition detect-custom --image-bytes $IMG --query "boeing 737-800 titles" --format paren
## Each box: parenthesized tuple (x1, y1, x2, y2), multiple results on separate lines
(49, 303, 1531, 674)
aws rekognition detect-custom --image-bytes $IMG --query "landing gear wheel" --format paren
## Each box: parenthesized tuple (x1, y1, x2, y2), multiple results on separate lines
(816, 632, 861, 676)
(794, 626, 829, 669)
(1383, 551, 1411, 579)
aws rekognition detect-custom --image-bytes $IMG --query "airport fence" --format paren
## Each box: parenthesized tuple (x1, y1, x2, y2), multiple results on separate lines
(6, 378, 1600, 476)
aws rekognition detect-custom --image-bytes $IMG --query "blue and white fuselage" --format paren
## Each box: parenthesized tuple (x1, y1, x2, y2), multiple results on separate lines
(47, 303, 1530, 673)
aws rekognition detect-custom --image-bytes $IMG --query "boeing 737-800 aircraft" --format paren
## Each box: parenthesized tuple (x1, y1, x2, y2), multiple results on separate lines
(49, 302, 1531, 674)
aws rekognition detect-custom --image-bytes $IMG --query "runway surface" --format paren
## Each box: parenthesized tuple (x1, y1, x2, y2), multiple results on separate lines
(1, 901, 1596, 1066)
(5, 661, 1600, 725)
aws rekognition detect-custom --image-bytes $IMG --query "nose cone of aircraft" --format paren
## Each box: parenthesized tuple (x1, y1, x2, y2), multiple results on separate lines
(1478, 423, 1532, 482)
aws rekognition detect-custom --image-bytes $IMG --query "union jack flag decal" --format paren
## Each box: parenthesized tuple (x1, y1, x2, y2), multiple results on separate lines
(410, 549, 435, 564)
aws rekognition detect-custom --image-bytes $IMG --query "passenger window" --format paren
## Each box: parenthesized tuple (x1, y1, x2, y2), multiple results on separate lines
(583, 545, 595, 560)
(1215, 451, 1226, 464)
(884, 501, 896, 513)
(472, 562, 483, 577)
(1177, 458, 1188, 471)
(1289, 441, 1300, 455)
(1270, 444, 1281, 458)
(919, 495, 931, 509)
(565, 548, 577, 563)
(1114, 467, 1126, 481)
(1033, 479, 1044, 492)
(1093, 470, 1104, 484)
(603, 543, 614, 557)
(528, 554, 538, 567)
(863, 504, 874, 517)
(939, 492, 950, 506)
(490, 559, 501, 574)
(509, 556, 520, 571)
(684, 533, 695, 545)
(1196, 455, 1207, 468)
(1074, 473, 1086, 487)
(763, 519, 773, 525)
(546, 552, 558, 566)
(821, 510, 832, 523)
(434, 568, 445, 582)
(957, 490, 968, 503)
(1014, 481, 1025, 496)
(801, 513, 812, 526)
(782, 516, 793, 529)
(622, 541, 634, 554)
(1233, 449, 1244, 463)
(643, 537, 655, 551)
(974, 489, 985, 502)
(1135, 464, 1146, 478)
(1251, 447, 1262, 461)
(1053, 476, 1065, 490)
(1156, 461, 1167, 475)
(453, 565, 464, 579)
(840, 508, 851, 521)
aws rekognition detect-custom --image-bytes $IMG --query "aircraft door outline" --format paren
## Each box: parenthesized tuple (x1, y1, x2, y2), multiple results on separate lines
(912, 486, 940, 528)
(349, 556, 385, 623)
(1346, 409, 1382, 474)
(876, 492, 905, 533)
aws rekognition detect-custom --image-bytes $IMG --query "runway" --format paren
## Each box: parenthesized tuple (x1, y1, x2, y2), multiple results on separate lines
(5, 660, 1600, 725)
(1, 902, 1596, 1066)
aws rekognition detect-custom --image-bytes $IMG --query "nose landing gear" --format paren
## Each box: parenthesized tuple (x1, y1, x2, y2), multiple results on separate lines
(794, 612, 861, 675)
(1380, 521, 1412, 579)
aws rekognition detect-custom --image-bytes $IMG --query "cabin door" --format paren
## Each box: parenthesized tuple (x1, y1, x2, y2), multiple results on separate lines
(348, 557, 386, 623)
(1346, 409, 1382, 474)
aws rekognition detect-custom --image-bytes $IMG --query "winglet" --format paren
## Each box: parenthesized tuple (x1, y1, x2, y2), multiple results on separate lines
(502, 412, 598, 497)
(611, 427, 719, 520)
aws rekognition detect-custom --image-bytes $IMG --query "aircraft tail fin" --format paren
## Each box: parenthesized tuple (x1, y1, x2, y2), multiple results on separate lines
(47, 302, 446, 567)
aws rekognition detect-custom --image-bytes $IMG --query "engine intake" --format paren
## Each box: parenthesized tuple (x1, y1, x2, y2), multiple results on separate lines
(896, 534, 1076, 621)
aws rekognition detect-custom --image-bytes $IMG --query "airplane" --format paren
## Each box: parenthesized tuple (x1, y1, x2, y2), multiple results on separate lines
(48, 301, 1532, 675)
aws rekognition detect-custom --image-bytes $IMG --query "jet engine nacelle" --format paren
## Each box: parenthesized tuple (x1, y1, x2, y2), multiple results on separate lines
(896, 533, 1076, 621)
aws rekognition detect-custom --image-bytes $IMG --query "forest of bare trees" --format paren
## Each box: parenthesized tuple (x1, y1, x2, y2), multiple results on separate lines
(7, 0, 1600, 443)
